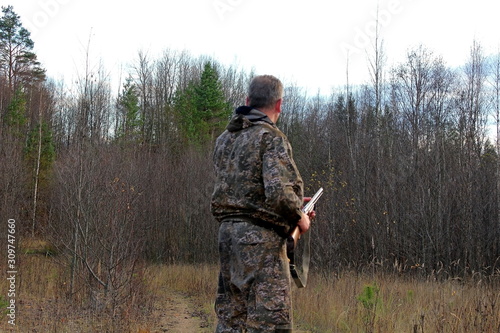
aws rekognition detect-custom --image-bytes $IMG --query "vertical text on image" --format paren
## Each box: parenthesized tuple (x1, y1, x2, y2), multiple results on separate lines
(6, 219, 17, 326)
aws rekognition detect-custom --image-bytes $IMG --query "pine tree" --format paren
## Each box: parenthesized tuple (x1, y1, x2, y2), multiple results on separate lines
(116, 77, 142, 142)
(5, 86, 27, 128)
(195, 62, 232, 140)
(174, 62, 231, 146)
(0, 5, 45, 92)
(25, 121, 55, 185)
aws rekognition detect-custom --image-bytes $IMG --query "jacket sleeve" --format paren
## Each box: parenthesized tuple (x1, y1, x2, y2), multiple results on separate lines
(262, 132, 304, 225)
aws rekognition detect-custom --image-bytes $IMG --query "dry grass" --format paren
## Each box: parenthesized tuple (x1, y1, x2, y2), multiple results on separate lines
(293, 271, 500, 332)
(0, 256, 218, 332)
(0, 254, 149, 332)
(146, 263, 218, 301)
(2, 255, 500, 332)
(145, 263, 219, 328)
(139, 264, 500, 332)
(19, 237, 58, 255)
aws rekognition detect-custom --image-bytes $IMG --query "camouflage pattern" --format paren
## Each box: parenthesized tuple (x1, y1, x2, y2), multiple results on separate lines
(211, 107, 304, 234)
(215, 220, 292, 332)
(211, 106, 303, 332)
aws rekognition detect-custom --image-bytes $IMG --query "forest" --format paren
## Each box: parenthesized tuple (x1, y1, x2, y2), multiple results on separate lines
(2, 4, 500, 319)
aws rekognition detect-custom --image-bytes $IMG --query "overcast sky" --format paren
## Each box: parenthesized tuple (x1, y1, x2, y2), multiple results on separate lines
(3, 0, 500, 94)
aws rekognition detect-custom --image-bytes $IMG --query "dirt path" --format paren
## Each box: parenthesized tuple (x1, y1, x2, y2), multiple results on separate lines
(150, 290, 212, 332)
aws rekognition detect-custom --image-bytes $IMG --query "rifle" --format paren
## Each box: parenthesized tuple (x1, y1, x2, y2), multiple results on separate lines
(287, 187, 323, 288)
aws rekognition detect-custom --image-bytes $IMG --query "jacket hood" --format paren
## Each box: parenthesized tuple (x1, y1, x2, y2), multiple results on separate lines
(226, 106, 274, 132)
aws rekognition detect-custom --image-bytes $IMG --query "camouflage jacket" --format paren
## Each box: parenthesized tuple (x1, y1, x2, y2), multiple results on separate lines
(211, 106, 304, 234)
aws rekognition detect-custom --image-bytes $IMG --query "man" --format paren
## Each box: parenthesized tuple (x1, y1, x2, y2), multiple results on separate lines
(211, 75, 311, 332)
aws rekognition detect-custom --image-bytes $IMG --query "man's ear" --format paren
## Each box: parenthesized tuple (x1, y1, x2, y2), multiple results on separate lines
(275, 98, 283, 113)
(246, 97, 250, 106)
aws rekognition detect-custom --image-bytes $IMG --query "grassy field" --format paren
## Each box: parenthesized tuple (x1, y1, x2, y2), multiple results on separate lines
(293, 272, 500, 332)
(1, 253, 500, 332)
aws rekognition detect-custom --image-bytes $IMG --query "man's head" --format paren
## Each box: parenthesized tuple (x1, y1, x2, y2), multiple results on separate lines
(246, 75, 284, 121)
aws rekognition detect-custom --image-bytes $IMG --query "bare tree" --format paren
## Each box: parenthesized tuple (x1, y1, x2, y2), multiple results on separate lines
(491, 51, 500, 259)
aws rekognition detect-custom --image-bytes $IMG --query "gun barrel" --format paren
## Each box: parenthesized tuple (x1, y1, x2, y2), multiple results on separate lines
(301, 187, 323, 214)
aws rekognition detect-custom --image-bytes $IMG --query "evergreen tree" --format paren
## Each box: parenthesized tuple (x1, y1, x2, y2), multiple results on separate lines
(116, 77, 142, 142)
(0, 5, 45, 91)
(175, 81, 198, 142)
(195, 62, 232, 139)
(174, 62, 231, 146)
(5, 86, 28, 137)
(25, 121, 55, 187)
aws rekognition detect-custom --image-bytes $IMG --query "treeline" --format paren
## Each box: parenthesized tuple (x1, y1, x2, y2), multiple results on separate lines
(0, 5, 249, 311)
(292, 41, 500, 278)
(2, 5, 500, 311)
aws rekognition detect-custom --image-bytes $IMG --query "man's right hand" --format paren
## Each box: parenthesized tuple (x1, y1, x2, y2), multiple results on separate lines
(297, 211, 310, 234)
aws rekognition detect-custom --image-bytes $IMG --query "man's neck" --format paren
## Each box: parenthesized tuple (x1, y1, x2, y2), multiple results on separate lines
(257, 107, 278, 124)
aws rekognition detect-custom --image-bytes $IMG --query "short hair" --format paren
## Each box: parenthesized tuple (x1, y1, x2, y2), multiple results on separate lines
(247, 75, 283, 109)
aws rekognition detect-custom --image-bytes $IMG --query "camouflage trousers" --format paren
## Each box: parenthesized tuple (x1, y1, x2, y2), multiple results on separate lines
(215, 220, 293, 333)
